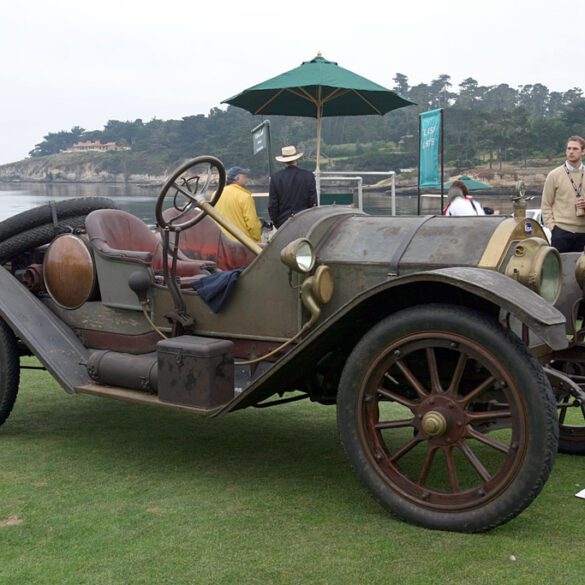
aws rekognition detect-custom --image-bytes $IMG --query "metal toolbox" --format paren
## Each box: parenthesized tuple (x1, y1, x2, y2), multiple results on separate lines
(157, 336, 234, 408)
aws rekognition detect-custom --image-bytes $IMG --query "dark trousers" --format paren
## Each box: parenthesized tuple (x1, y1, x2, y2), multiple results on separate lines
(551, 226, 585, 253)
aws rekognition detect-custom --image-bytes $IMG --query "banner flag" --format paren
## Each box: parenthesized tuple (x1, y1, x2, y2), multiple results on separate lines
(419, 109, 442, 188)
(252, 125, 268, 154)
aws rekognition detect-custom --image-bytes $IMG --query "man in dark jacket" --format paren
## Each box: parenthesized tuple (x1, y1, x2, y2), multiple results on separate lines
(268, 146, 317, 228)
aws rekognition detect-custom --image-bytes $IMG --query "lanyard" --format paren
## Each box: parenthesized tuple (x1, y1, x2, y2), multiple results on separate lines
(565, 164, 584, 198)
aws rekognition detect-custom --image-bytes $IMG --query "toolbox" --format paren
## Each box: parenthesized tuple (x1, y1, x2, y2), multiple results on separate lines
(157, 335, 234, 408)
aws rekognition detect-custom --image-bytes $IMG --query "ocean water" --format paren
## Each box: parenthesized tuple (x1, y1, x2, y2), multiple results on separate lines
(0, 182, 526, 224)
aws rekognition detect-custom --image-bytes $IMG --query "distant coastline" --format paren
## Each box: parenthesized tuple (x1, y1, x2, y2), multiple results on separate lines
(0, 151, 556, 197)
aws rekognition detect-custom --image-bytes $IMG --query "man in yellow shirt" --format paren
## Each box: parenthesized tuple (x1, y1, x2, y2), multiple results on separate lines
(215, 166, 262, 243)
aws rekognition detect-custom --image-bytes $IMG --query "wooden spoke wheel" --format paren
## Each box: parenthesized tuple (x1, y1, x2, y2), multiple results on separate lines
(337, 304, 558, 532)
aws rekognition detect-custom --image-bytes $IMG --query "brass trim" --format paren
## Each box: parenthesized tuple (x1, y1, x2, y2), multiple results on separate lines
(478, 217, 548, 269)
(421, 411, 447, 437)
(312, 265, 334, 304)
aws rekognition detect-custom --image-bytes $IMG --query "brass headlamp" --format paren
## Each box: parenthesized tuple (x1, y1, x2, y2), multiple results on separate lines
(504, 237, 562, 304)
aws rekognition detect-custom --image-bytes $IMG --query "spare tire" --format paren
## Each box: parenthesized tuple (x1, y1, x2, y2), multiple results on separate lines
(0, 216, 89, 264)
(0, 197, 117, 242)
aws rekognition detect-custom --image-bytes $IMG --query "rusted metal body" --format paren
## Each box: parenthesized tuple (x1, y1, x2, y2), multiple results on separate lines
(158, 336, 234, 407)
(0, 156, 582, 533)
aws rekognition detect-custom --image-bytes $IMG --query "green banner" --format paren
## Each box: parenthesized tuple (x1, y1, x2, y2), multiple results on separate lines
(419, 109, 442, 188)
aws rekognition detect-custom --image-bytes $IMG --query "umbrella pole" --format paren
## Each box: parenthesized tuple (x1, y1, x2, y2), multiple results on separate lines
(316, 107, 322, 171)
(315, 97, 322, 204)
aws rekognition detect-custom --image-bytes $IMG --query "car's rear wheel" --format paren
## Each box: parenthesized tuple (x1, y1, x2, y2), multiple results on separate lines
(337, 304, 558, 532)
(555, 363, 585, 455)
(0, 319, 19, 428)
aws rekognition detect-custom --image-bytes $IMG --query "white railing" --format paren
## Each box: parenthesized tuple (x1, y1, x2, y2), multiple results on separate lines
(315, 171, 397, 215)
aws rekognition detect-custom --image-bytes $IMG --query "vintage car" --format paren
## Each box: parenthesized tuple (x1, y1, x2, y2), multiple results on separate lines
(0, 156, 584, 534)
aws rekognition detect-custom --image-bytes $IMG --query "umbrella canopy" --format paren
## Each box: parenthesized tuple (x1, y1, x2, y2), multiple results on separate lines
(222, 54, 415, 169)
(444, 175, 492, 191)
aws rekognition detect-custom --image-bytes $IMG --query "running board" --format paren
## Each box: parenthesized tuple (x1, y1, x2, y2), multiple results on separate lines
(75, 383, 224, 416)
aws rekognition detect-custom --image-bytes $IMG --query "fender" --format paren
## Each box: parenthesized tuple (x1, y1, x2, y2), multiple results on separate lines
(399, 266, 567, 349)
(0, 266, 90, 393)
(220, 266, 567, 415)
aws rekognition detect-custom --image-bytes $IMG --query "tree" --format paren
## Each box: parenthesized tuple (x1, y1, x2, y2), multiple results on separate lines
(23, 72, 585, 175)
(482, 84, 518, 112)
(430, 74, 454, 109)
(531, 118, 566, 159)
(393, 73, 410, 97)
(28, 126, 85, 157)
(456, 78, 483, 109)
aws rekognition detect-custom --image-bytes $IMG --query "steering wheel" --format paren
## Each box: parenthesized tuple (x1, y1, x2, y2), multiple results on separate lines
(156, 156, 226, 230)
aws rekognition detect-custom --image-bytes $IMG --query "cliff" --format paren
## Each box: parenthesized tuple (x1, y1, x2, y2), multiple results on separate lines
(0, 152, 169, 184)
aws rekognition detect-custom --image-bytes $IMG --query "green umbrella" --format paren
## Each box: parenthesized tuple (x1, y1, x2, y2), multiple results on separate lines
(444, 175, 492, 191)
(222, 53, 415, 169)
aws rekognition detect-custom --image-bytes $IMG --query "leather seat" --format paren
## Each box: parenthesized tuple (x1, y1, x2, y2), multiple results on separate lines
(86, 209, 215, 277)
(162, 209, 259, 271)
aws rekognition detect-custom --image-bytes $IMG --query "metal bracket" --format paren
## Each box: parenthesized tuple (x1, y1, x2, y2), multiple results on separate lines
(544, 366, 585, 403)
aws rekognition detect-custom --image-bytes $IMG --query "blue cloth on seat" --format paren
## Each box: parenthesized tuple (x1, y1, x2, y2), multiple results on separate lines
(191, 268, 244, 312)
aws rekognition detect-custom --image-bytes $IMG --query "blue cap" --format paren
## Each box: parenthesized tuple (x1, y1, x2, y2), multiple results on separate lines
(227, 166, 250, 181)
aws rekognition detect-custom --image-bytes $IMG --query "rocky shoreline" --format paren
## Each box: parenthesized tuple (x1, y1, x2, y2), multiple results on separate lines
(0, 152, 557, 195)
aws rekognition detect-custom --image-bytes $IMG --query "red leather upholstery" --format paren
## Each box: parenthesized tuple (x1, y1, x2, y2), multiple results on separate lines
(86, 209, 214, 277)
(162, 209, 259, 271)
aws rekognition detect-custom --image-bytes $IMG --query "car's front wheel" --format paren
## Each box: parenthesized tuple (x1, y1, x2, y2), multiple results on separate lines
(337, 304, 558, 532)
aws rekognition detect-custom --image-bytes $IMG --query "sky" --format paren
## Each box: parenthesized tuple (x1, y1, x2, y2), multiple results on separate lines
(0, 0, 580, 165)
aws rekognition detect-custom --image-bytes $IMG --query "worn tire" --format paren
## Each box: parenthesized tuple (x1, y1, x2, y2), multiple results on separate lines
(0, 197, 117, 242)
(337, 304, 558, 533)
(0, 216, 88, 264)
(0, 319, 19, 427)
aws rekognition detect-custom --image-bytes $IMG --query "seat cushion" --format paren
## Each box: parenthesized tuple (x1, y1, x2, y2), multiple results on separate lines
(162, 210, 258, 270)
(86, 209, 217, 277)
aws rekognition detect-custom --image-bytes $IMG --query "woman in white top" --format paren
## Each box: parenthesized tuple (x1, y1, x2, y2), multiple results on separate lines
(444, 180, 485, 216)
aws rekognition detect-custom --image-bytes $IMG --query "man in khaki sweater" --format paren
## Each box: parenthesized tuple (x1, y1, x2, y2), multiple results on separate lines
(542, 136, 585, 252)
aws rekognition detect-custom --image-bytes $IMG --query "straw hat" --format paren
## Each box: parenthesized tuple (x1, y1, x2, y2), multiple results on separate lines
(275, 145, 304, 163)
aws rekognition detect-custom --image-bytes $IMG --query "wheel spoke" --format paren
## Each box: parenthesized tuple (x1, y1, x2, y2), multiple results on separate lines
(395, 359, 429, 399)
(466, 426, 511, 454)
(444, 446, 460, 492)
(460, 375, 497, 406)
(389, 436, 424, 463)
(466, 409, 512, 423)
(375, 418, 415, 430)
(418, 445, 438, 485)
(446, 353, 468, 396)
(558, 394, 571, 425)
(426, 348, 442, 393)
(376, 387, 417, 409)
(457, 440, 492, 482)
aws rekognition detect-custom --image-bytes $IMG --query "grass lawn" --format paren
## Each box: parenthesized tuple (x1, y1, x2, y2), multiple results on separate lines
(0, 359, 583, 585)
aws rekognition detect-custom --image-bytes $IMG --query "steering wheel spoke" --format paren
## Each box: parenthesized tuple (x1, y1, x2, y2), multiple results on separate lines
(170, 199, 200, 226)
(156, 156, 226, 230)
